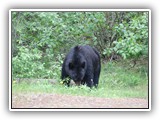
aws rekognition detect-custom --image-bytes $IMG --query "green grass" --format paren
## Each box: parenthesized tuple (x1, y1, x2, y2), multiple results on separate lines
(12, 61, 148, 99)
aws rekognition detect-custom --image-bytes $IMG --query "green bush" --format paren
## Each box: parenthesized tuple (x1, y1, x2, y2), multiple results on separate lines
(12, 47, 61, 79)
(11, 11, 149, 80)
(113, 12, 148, 59)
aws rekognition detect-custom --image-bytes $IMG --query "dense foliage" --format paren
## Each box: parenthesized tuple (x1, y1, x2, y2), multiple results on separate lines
(11, 11, 149, 79)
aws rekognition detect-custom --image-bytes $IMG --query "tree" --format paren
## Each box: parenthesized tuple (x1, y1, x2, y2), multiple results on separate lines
(11, 11, 149, 79)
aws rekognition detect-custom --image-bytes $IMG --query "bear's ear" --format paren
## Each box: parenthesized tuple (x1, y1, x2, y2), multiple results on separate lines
(75, 45, 81, 51)
(69, 62, 74, 70)
(81, 62, 85, 69)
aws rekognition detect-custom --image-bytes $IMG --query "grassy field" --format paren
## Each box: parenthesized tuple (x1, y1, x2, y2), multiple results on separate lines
(12, 61, 148, 99)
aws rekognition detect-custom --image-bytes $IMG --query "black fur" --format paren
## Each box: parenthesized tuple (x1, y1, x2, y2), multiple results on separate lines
(61, 45, 101, 88)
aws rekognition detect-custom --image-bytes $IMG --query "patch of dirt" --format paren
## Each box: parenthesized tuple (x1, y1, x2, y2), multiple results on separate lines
(12, 93, 148, 108)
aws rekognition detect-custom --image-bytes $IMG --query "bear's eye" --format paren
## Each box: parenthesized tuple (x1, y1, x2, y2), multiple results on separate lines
(81, 62, 85, 69)
(69, 62, 74, 70)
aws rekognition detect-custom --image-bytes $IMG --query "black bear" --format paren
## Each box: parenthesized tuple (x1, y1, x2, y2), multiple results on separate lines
(61, 45, 101, 88)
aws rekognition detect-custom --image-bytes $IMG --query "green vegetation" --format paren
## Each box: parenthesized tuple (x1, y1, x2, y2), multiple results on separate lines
(12, 61, 148, 98)
(11, 11, 149, 98)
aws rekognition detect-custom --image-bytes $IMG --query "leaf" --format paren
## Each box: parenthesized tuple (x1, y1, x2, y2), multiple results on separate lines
(122, 53, 127, 59)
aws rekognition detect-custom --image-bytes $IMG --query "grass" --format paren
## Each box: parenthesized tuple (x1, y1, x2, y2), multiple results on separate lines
(12, 61, 148, 99)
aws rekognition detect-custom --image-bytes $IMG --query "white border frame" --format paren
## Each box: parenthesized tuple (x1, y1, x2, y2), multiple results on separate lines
(9, 9, 151, 111)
